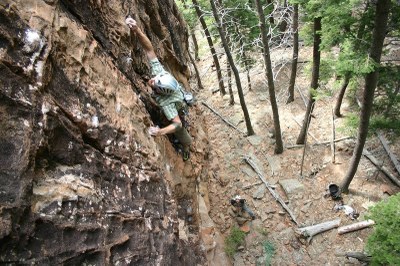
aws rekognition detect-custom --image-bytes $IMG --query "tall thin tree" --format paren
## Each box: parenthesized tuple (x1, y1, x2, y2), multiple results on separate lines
(215, 0, 235, 104)
(191, 0, 226, 95)
(296, 17, 322, 144)
(287, 3, 299, 104)
(254, 0, 283, 153)
(340, 0, 391, 193)
(209, 0, 255, 136)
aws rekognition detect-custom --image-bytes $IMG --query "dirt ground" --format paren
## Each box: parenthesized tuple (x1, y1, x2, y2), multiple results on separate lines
(193, 47, 400, 265)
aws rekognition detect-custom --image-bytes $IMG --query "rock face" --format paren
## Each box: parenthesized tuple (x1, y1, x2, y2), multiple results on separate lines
(0, 0, 208, 264)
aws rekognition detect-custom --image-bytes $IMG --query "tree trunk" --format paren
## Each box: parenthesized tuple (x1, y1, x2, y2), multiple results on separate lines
(191, 0, 226, 95)
(246, 61, 252, 91)
(209, 0, 255, 136)
(188, 49, 204, 90)
(216, 0, 234, 105)
(227, 60, 234, 105)
(287, 3, 299, 104)
(296, 17, 321, 144)
(340, 0, 391, 193)
(190, 29, 200, 61)
(254, 0, 283, 153)
(333, 73, 350, 117)
(266, 0, 275, 25)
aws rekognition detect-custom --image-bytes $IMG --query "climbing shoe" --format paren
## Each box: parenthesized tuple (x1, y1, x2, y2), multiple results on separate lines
(182, 150, 190, 161)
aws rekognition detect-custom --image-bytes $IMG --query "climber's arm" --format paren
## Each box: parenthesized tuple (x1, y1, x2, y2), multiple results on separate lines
(149, 116, 182, 136)
(126, 17, 157, 60)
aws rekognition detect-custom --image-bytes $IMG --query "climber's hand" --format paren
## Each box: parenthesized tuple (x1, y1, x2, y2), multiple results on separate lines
(148, 126, 160, 136)
(125, 17, 137, 30)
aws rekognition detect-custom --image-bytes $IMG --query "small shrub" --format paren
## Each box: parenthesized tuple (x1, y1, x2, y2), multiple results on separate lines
(365, 193, 400, 265)
(224, 227, 246, 257)
(263, 240, 275, 266)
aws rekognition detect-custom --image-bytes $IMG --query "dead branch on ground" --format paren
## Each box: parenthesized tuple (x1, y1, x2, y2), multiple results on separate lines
(337, 219, 375, 235)
(243, 156, 298, 225)
(363, 149, 400, 187)
(335, 252, 372, 263)
(201, 101, 245, 135)
(295, 218, 341, 244)
(286, 136, 353, 149)
(377, 131, 400, 175)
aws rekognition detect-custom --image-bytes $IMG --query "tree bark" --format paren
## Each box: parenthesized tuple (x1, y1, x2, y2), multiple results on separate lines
(254, 0, 283, 153)
(266, 0, 275, 25)
(191, 0, 226, 95)
(340, 0, 391, 193)
(209, 0, 255, 136)
(188, 49, 204, 91)
(287, 4, 299, 104)
(296, 17, 321, 144)
(190, 29, 200, 61)
(333, 73, 350, 117)
(227, 60, 234, 105)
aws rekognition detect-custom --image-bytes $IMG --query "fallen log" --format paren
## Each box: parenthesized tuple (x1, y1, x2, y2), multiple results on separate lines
(363, 149, 400, 187)
(377, 131, 400, 175)
(337, 219, 375, 235)
(244, 156, 298, 225)
(201, 101, 245, 135)
(286, 136, 353, 149)
(335, 252, 371, 263)
(295, 218, 341, 244)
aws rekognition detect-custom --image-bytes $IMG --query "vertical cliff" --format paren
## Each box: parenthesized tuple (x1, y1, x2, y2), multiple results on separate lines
(0, 0, 208, 264)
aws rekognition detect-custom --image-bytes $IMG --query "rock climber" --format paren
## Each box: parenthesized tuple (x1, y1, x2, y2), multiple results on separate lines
(229, 195, 256, 226)
(125, 17, 192, 161)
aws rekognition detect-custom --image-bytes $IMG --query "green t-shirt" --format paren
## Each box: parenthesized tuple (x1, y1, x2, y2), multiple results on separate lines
(150, 59, 184, 121)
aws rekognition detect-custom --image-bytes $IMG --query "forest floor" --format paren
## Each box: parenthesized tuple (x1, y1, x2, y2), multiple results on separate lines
(193, 46, 400, 265)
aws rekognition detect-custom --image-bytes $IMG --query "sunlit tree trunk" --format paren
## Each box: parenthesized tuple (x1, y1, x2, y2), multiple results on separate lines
(255, 0, 283, 153)
(333, 73, 350, 117)
(190, 29, 200, 61)
(209, 0, 255, 135)
(191, 0, 226, 95)
(341, 0, 391, 193)
(296, 17, 321, 144)
(188, 49, 204, 90)
(287, 3, 299, 104)
(215, 0, 235, 105)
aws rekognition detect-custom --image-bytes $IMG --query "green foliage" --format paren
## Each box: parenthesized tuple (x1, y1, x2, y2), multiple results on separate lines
(224, 226, 246, 257)
(299, 21, 314, 46)
(340, 113, 359, 137)
(369, 117, 400, 135)
(365, 193, 400, 266)
(373, 65, 400, 121)
(263, 240, 275, 266)
(176, 1, 197, 30)
(320, 0, 359, 50)
(335, 39, 376, 77)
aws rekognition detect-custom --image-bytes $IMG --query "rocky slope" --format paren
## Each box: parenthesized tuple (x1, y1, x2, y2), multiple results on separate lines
(0, 1, 213, 264)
